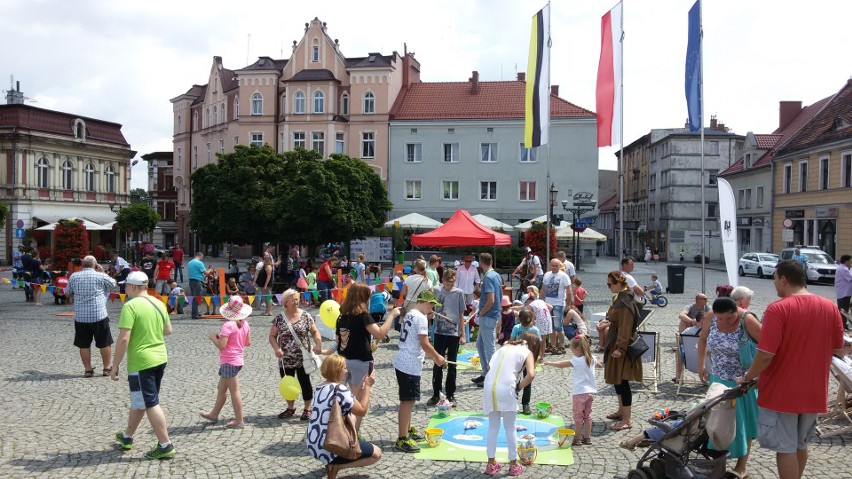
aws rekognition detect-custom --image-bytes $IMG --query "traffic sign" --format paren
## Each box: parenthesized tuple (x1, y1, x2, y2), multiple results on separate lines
(16, 219, 24, 229)
(574, 226, 587, 233)
(15, 228, 25, 238)
(575, 218, 595, 225)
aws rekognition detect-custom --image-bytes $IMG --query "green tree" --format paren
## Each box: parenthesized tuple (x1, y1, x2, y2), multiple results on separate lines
(129, 188, 149, 204)
(0, 202, 8, 226)
(115, 202, 160, 238)
(189, 144, 286, 245)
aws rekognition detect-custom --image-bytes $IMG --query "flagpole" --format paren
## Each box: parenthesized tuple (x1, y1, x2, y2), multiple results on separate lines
(544, 1, 552, 267)
(698, 0, 706, 292)
(618, 1, 625, 260)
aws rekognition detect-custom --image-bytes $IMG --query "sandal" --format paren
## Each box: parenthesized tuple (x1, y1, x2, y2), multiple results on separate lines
(609, 421, 633, 431)
(484, 462, 503, 476)
(571, 436, 581, 447)
(300, 409, 311, 421)
(582, 437, 591, 445)
(278, 408, 296, 419)
(605, 412, 623, 420)
(102, 368, 111, 377)
(83, 370, 94, 378)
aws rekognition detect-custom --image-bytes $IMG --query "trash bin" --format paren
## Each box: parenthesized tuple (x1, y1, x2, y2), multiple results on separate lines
(667, 264, 687, 294)
(397, 251, 405, 265)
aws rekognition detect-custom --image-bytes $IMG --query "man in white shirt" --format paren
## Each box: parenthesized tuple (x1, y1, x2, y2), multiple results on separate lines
(455, 254, 480, 306)
(620, 256, 645, 300)
(542, 259, 572, 353)
(556, 250, 576, 305)
(513, 247, 542, 289)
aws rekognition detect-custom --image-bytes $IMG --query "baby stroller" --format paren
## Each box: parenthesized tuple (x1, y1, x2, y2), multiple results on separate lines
(627, 384, 752, 479)
(369, 291, 391, 343)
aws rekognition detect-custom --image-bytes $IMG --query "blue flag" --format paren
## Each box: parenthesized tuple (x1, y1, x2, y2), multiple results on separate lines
(685, 0, 701, 132)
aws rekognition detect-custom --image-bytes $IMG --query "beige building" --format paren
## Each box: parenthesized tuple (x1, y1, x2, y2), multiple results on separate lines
(171, 18, 419, 250)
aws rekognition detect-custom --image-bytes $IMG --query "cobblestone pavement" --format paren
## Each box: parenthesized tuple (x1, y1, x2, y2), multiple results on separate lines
(1, 258, 849, 478)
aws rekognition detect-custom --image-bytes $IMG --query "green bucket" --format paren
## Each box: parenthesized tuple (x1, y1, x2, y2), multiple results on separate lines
(535, 401, 552, 419)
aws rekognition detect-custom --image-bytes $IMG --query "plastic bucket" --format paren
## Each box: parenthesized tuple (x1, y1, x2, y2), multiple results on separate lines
(470, 357, 480, 369)
(425, 427, 444, 447)
(557, 428, 575, 448)
(436, 404, 452, 417)
(535, 402, 552, 419)
(517, 446, 538, 465)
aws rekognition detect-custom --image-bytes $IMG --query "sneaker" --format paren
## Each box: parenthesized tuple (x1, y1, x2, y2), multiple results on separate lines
(144, 443, 176, 460)
(426, 395, 441, 407)
(394, 437, 420, 453)
(471, 375, 485, 385)
(522, 404, 532, 415)
(508, 463, 525, 476)
(407, 426, 424, 441)
(446, 396, 456, 407)
(484, 462, 503, 476)
(114, 432, 133, 450)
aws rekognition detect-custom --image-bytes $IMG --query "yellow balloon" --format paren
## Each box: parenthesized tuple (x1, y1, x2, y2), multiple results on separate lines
(279, 376, 301, 401)
(319, 300, 341, 329)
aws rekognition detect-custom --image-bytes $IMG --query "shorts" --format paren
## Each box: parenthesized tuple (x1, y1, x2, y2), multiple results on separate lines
(345, 359, 372, 389)
(395, 368, 421, 402)
(219, 363, 243, 378)
(128, 363, 167, 410)
(328, 440, 375, 465)
(757, 407, 818, 454)
(73, 318, 114, 349)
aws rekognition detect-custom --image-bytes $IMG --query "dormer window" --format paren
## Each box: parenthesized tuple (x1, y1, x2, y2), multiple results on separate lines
(73, 119, 86, 141)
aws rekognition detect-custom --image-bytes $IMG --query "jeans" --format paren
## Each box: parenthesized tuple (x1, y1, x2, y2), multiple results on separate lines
(432, 334, 460, 398)
(189, 279, 203, 317)
(174, 263, 183, 282)
(551, 305, 564, 333)
(476, 323, 497, 376)
(318, 280, 334, 303)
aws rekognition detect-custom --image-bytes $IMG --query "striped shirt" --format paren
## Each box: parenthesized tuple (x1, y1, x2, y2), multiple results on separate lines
(66, 268, 116, 323)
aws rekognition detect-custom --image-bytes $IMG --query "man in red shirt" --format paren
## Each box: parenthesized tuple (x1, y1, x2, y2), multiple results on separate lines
(739, 260, 844, 479)
(317, 256, 339, 303)
(153, 253, 176, 296)
(171, 245, 185, 283)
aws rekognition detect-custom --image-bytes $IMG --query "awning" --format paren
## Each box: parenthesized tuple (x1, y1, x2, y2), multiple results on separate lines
(31, 204, 116, 227)
(555, 226, 608, 241)
(35, 218, 115, 231)
(514, 215, 570, 231)
(384, 213, 443, 229)
(471, 214, 514, 231)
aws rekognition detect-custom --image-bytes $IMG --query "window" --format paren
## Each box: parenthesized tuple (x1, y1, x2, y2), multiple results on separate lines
(361, 132, 375, 158)
(294, 132, 306, 149)
(192, 111, 198, 131)
(819, 156, 830, 190)
(61, 160, 73, 190)
(650, 174, 656, 190)
(220, 103, 225, 123)
(745, 189, 752, 209)
(799, 161, 808, 192)
(363, 92, 375, 114)
(442, 181, 459, 200)
(649, 204, 656, 219)
(206, 142, 211, 162)
(756, 186, 764, 208)
(250, 133, 263, 147)
(74, 119, 85, 140)
(708, 141, 719, 155)
(480, 143, 497, 162)
(294, 91, 305, 114)
(708, 171, 718, 186)
(176, 114, 182, 134)
(405, 180, 422, 200)
(251, 93, 263, 115)
(519, 143, 538, 162)
(443, 143, 460, 163)
(661, 170, 669, 186)
(233, 97, 239, 119)
(219, 139, 225, 154)
(205, 108, 210, 128)
(843, 152, 852, 188)
(519, 181, 536, 201)
(738, 189, 745, 209)
(212, 106, 217, 125)
(405, 143, 422, 163)
(335, 133, 345, 154)
(340, 93, 349, 115)
(312, 43, 319, 62)
(176, 148, 182, 170)
(233, 136, 239, 147)
(707, 202, 718, 218)
(783, 163, 792, 193)
(313, 91, 325, 113)
(312, 132, 325, 156)
(36, 157, 49, 188)
(480, 181, 497, 200)
(745, 153, 752, 168)
(192, 146, 198, 168)
(105, 165, 115, 193)
(84, 162, 95, 192)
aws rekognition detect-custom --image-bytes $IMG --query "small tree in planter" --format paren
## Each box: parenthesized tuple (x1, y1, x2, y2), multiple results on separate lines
(53, 219, 89, 269)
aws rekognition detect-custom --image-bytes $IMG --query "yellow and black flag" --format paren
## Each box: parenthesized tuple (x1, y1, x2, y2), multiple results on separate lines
(525, 3, 550, 148)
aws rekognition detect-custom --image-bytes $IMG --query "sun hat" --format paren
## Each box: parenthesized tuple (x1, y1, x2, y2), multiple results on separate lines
(501, 295, 511, 307)
(124, 271, 150, 286)
(416, 289, 442, 307)
(220, 295, 253, 320)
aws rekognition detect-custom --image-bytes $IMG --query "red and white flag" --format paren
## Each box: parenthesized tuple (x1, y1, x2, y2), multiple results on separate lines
(596, 1, 623, 147)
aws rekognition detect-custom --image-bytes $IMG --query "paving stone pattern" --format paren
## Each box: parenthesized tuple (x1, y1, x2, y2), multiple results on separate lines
(1, 258, 849, 478)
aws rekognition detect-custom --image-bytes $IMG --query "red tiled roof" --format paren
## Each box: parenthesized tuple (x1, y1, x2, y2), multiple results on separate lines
(750, 151, 774, 168)
(718, 158, 744, 176)
(0, 104, 129, 146)
(598, 194, 618, 212)
(392, 81, 595, 120)
(754, 134, 781, 149)
(777, 80, 852, 156)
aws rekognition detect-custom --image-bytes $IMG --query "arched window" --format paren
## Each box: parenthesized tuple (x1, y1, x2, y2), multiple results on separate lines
(233, 97, 240, 119)
(212, 106, 218, 125)
(62, 160, 73, 190)
(36, 157, 49, 188)
(313, 91, 325, 113)
(193, 111, 198, 131)
(85, 162, 95, 192)
(105, 165, 116, 193)
(251, 93, 263, 115)
(176, 114, 182, 133)
(294, 91, 305, 114)
(74, 119, 86, 140)
(363, 92, 375, 114)
(341, 93, 349, 115)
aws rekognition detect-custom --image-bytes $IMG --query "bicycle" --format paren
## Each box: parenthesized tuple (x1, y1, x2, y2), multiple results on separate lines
(641, 291, 668, 308)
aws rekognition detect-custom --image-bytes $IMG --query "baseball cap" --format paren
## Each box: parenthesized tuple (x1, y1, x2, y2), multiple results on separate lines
(416, 289, 442, 307)
(124, 271, 150, 286)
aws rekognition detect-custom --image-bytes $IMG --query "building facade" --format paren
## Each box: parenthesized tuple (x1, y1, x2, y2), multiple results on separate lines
(0, 88, 134, 263)
(142, 151, 177, 248)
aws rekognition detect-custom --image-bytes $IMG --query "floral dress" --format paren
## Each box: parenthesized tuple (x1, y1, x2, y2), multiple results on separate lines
(273, 310, 314, 369)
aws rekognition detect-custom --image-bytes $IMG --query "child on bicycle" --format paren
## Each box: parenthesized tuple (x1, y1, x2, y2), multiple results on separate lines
(646, 274, 663, 296)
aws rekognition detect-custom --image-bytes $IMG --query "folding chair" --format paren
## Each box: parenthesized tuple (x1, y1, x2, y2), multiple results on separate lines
(817, 356, 852, 438)
(636, 308, 654, 331)
(637, 331, 660, 393)
(675, 332, 710, 397)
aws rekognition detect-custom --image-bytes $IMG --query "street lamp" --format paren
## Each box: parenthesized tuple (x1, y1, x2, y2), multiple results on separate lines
(546, 183, 558, 264)
(561, 194, 596, 269)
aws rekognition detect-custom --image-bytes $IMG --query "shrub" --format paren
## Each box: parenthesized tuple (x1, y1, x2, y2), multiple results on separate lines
(53, 219, 89, 269)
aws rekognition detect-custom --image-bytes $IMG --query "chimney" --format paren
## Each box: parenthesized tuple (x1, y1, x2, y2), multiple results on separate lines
(710, 115, 718, 129)
(6, 79, 24, 105)
(517, 72, 526, 82)
(779, 101, 802, 130)
(470, 70, 479, 94)
(551, 85, 559, 97)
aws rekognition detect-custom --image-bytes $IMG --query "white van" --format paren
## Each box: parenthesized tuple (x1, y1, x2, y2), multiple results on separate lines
(779, 246, 837, 283)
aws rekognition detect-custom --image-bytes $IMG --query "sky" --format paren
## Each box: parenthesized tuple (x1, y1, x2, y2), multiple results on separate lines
(3, 0, 850, 190)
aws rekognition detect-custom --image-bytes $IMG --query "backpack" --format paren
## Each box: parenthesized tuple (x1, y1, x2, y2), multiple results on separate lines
(369, 292, 388, 314)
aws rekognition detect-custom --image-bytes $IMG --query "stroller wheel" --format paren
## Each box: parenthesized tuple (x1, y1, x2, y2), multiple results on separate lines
(627, 469, 649, 479)
(647, 459, 666, 479)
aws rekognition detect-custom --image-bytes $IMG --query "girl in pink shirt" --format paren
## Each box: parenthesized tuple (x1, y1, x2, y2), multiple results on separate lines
(200, 296, 253, 428)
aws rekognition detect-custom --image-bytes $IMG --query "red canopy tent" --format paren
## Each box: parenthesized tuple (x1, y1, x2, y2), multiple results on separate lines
(410, 209, 511, 247)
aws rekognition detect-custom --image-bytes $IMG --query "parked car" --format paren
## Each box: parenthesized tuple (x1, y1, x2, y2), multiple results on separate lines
(779, 246, 837, 283)
(738, 253, 779, 278)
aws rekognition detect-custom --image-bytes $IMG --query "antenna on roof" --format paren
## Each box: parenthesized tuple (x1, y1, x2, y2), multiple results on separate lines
(246, 34, 251, 65)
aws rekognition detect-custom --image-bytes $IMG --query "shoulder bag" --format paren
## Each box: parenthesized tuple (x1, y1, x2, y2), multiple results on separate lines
(282, 312, 322, 375)
(738, 310, 758, 369)
(625, 298, 649, 359)
(323, 384, 362, 460)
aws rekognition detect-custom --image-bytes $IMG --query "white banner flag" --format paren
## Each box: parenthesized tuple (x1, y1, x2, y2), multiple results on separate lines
(717, 178, 738, 287)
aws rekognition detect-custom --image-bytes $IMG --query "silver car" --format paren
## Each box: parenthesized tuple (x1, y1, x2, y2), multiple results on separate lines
(738, 253, 779, 278)
(779, 247, 838, 283)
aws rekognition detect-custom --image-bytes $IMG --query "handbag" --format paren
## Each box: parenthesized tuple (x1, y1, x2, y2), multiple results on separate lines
(323, 384, 361, 460)
(627, 332, 649, 359)
(738, 310, 758, 369)
(282, 313, 322, 375)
